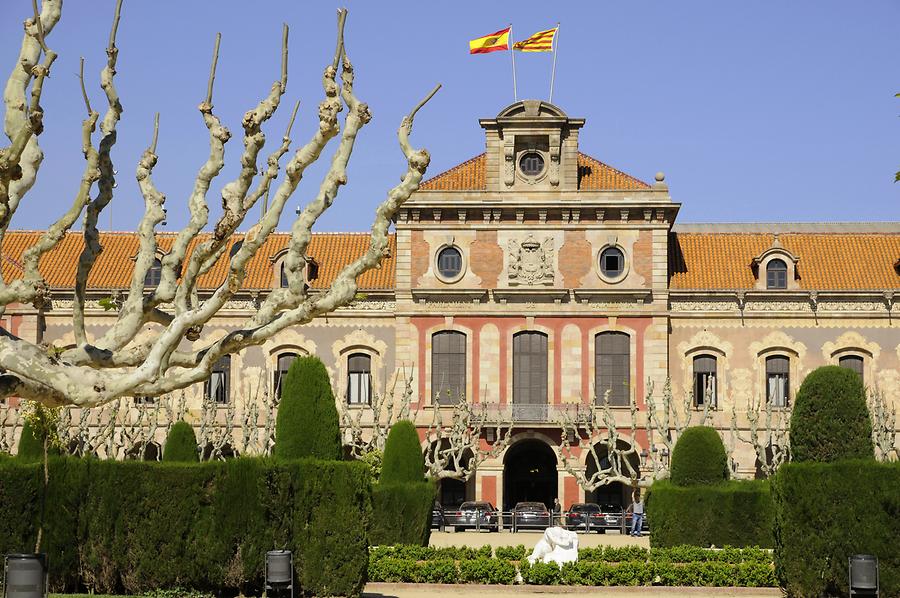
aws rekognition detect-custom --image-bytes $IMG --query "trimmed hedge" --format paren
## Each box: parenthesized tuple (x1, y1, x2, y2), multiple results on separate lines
(380, 420, 425, 484)
(773, 460, 900, 597)
(0, 457, 371, 596)
(162, 421, 198, 462)
(274, 355, 342, 460)
(647, 480, 774, 548)
(669, 426, 729, 486)
(789, 365, 874, 463)
(366, 548, 776, 587)
(370, 481, 434, 546)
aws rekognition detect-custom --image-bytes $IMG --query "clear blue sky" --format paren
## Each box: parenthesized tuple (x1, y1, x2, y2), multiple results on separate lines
(3, 1, 898, 232)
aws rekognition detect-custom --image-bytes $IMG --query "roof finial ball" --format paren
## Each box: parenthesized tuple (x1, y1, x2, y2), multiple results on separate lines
(653, 171, 667, 190)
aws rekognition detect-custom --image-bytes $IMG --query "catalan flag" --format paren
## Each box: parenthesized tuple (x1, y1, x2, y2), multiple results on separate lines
(513, 27, 557, 52)
(469, 27, 511, 54)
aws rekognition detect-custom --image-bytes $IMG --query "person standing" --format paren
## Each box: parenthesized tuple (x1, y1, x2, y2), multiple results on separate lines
(627, 492, 644, 536)
(552, 498, 562, 526)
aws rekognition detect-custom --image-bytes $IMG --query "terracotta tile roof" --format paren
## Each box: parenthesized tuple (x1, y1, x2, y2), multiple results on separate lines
(419, 152, 649, 191)
(420, 154, 486, 190)
(0, 231, 395, 292)
(575, 153, 650, 191)
(670, 232, 900, 290)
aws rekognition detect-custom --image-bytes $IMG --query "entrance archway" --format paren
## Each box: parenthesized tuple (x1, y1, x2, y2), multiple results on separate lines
(584, 439, 641, 507)
(503, 439, 557, 511)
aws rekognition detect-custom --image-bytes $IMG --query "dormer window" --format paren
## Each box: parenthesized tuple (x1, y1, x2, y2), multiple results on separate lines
(280, 262, 289, 288)
(752, 235, 799, 290)
(766, 259, 787, 289)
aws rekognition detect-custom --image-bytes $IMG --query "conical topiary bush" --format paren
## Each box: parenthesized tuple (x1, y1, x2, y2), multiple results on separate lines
(789, 365, 873, 463)
(274, 355, 341, 460)
(163, 421, 199, 462)
(669, 425, 729, 486)
(380, 420, 424, 483)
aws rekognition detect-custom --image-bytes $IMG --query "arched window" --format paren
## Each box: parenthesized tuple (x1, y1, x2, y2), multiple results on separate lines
(766, 259, 787, 289)
(766, 355, 790, 407)
(145, 258, 162, 287)
(280, 262, 289, 288)
(274, 352, 298, 399)
(596, 332, 630, 406)
(347, 353, 372, 405)
(513, 331, 548, 405)
(839, 355, 864, 383)
(205, 354, 231, 405)
(693, 355, 717, 408)
(432, 331, 466, 404)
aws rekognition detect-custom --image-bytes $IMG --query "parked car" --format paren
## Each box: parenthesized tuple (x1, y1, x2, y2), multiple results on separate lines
(512, 501, 551, 531)
(565, 502, 604, 532)
(598, 503, 625, 532)
(431, 501, 445, 529)
(443, 501, 499, 531)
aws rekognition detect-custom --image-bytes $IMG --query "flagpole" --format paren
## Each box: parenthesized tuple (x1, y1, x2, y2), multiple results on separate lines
(549, 23, 560, 104)
(509, 24, 518, 101)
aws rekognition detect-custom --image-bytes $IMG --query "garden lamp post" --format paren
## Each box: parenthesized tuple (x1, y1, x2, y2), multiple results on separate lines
(849, 554, 878, 597)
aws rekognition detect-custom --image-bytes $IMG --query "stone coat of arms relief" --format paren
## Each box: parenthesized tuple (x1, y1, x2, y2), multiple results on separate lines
(507, 235, 555, 286)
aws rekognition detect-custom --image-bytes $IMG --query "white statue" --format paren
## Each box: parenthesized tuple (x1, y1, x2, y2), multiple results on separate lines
(526, 526, 579, 567)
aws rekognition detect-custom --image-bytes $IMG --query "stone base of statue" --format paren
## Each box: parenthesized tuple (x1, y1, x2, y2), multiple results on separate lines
(526, 526, 579, 567)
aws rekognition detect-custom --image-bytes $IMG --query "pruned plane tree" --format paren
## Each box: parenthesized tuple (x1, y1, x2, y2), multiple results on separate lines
(0, 1, 440, 406)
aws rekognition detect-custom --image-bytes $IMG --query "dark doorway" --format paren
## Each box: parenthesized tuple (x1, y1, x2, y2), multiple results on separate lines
(503, 439, 557, 511)
(583, 440, 640, 507)
(439, 479, 466, 508)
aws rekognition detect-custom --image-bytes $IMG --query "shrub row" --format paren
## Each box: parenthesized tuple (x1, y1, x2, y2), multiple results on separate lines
(0, 457, 371, 597)
(773, 460, 900, 597)
(646, 479, 774, 548)
(368, 557, 776, 587)
(370, 544, 772, 564)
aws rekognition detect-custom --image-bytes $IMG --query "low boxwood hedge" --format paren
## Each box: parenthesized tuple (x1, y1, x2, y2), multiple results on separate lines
(0, 457, 371, 597)
(773, 460, 900, 597)
(366, 549, 776, 587)
(647, 479, 774, 548)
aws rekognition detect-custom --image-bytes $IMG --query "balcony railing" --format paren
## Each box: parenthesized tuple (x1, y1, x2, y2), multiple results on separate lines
(479, 403, 592, 424)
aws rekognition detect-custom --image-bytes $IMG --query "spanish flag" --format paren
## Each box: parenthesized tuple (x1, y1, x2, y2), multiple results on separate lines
(469, 27, 511, 54)
(513, 27, 557, 52)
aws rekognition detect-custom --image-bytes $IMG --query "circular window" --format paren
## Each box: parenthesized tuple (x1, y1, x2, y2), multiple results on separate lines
(436, 246, 463, 281)
(598, 246, 626, 281)
(519, 152, 545, 177)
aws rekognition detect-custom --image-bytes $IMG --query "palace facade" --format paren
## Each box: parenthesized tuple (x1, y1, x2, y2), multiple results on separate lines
(2, 100, 899, 509)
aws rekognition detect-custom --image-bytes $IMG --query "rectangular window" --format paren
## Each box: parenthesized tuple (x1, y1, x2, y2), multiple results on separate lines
(766, 356, 790, 408)
(432, 331, 466, 404)
(513, 332, 548, 405)
(596, 332, 630, 406)
(347, 354, 372, 405)
(205, 355, 231, 405)
(693, 355, 717, 408)
(274, 353, 298, 400)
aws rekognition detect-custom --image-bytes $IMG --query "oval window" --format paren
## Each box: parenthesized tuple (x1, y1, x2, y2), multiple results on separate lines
(519, 152, 545, 176)
(437, 246, 463, 280)
(599, 246, 625, 279)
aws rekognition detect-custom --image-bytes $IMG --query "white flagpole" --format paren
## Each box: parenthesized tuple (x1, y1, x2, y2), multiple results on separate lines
(509, 24, 518, 101)
(549, 24, 560, 103)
